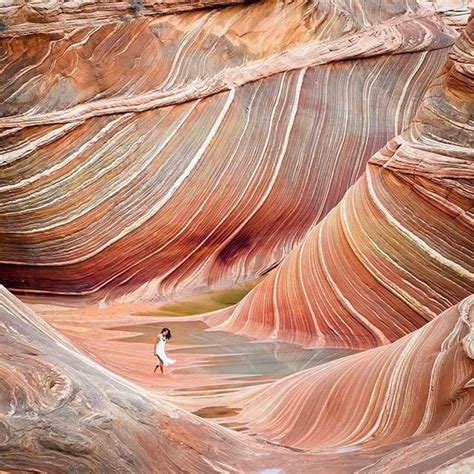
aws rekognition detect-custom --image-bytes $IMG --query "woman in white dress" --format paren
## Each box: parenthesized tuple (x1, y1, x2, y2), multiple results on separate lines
(154, 327, 176, 374)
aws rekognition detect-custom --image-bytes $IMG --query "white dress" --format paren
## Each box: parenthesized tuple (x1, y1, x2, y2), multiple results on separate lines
(155, 335, 176, 366)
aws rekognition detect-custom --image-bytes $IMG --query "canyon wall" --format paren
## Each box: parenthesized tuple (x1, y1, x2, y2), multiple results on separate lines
(218, 15, 473, 349)
(0, 1, 456, 301)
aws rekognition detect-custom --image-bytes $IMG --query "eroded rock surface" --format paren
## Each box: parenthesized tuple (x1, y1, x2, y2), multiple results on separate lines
(0, 0, 457, 302)
(0, 1, 472, 472)
(233, 296, 474, 450)
(218, 14, 474, 349)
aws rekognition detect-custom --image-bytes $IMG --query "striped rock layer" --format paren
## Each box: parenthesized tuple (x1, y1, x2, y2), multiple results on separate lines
(357, 420, 474, 473)
(0, 285, 241, 471)
(0, 1, 456, 301)
(0, 285, 325, 472)
(0, 0, 254, 37)
(2, 284, 472, 472)
(234, 296, 474, 451)
(218, 15, 474, 349)
(0, 4, 473, 472)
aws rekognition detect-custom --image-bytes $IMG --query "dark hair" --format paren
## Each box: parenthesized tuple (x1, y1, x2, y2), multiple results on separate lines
(160, 327, 171, 340)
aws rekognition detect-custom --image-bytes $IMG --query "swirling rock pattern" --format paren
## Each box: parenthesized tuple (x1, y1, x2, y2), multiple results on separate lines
(0, 286, 247, 471)
(0, 0, 255, 38)
(234, 296, 474, 451)
(218, 13, 474, 349)
(3, 283, 472, 471)
(1, 2, 473, 473)
(0, 1, 455, 301)
(6, 284, 471, 472)
(0, 285, 332, 471)
(358, 420, 474, 473)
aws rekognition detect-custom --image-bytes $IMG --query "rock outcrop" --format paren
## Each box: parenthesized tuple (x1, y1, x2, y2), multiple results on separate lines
(0, 285, 331, 471)
(218, 14, 473, 349)
(0, 1, 472, 472)
(0, 1, 456, 301)
(234, 296, 474, 451)
(0, 286, 249, 471)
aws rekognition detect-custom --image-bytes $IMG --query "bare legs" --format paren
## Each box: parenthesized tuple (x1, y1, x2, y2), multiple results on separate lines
(154, 356, 164, 374)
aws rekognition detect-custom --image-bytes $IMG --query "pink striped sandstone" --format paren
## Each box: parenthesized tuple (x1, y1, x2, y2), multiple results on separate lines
(231, 296, 473, 451)
(0, 1, 456, 302)
(215, 13, 473, 349)
(2, 284, 472, 471)
(0, 2, 472, 472)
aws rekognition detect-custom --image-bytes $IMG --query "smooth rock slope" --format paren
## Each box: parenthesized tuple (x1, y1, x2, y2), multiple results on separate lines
(218, 13, 474, 349)
(233, 296, 474, 450)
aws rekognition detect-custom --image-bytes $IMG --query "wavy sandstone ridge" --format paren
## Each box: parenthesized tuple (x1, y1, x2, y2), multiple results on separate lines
(0, 1, 456, 302)
(0, 0, 254, 37)
(0, 1, 457, 302)
(2, 284, 471, 471)
(2, 0, 421, 39)
(358, 420, 474, 473)
(3, 0, 452, 125)
(235, 296, 474, 451)
(217, 14, 474, 349)
(0, 286, 241, 471)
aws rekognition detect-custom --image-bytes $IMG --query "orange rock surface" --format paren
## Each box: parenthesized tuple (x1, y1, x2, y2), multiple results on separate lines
(0, 1, 472, 472)
(234, 296, 474, 450)
(218, 13, 474, 349)
(0, 1, 456, 301)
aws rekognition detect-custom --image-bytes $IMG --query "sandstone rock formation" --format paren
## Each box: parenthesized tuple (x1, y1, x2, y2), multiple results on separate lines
(0, 0, 456, 301)
(0, 285, 328, 472)
(358, 420, 474, 473)
(0, 286, 246, 471)
(234, 296, 474, 450)
(0, 1, 473, 472)
(217, 12, 474, 349)
(2, 283, 472, 471)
